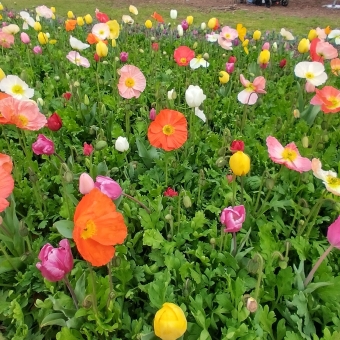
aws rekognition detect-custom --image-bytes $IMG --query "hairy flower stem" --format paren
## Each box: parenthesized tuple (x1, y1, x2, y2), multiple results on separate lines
(63, 276, 78, 310)
(240, 177, 245, 205)
(232, 232, 237, 256)
(304, 245, 333, 287)
(232, 180, 237, 206)
(253, 253, 264, 302)
(240, 104, 248, 134)
(122, 193, 151, 214)
(253, 171, 266, 214)
(88, 264, 98, 316)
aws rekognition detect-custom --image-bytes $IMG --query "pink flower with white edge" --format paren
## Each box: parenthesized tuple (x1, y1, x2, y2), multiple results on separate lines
(220, 205, 246, 233)
(311, 158, 340, 196)
(327, 215, 340, 249)
(266, 136, 312, 173)
(66, 51, 90, 68)
(237, 74, 266, 105)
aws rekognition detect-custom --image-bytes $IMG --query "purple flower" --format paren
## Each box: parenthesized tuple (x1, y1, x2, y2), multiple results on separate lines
(181, 20, 189, 31)
(220, 205, 246, 233)
(120, 51, 128, 62)
(94, 176, 123, 200)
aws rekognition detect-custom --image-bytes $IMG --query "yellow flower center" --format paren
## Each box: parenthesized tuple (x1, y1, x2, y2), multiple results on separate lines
(81, 219, 97, 239)
(99, 29, 104, 35)
(18, 114, 28, 126)
(75, 57, 81, 63)
(327, 97, 340, 109)
(162, 124, 175, 136)
(246, 83, 255, 92)
(180, 57, 187, 64)
(125, 77, 135, 88)
(282, 148, 297, 161)
(12, 84, 24, 95)
(225, 33, 231, 39)
(196, 54, 202, 60)
(305, 72, 314, 80)
(326, 175, 340, 188)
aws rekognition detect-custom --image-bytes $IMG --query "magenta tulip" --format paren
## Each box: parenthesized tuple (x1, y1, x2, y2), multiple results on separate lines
(32, 134, 55, 155)
(94, 175, 122, 200)
(220, 205, 246, 232)
(225, 62, 235, 74)
(327, 215, 340, 249)
(149, 108, 156, 120)
(181, 20, 189, 31)
(79, 173, 95, 194)
(36, 239, 73, 282)
(120, 51, 128, 62)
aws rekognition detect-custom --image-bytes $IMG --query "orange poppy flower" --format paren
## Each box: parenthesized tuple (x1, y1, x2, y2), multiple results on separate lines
(151, 12, 164, 23)
(86, 33, 109, 45)
(147, 109, 188, 151)
(65, 19, 77, 31)
(73, 188, 128, 266)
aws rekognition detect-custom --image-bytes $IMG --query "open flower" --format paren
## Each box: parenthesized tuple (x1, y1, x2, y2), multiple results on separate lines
(66, 51, 90, 68)
(189, 54, 209, 69)
(129, 5, 138, 15)
(310, 38, 338, 63)
(218, 26, 238, 50)
(73, 188, 128, 266)
(122, 15, 134, 24)
(2, 24, 20, 35)
(294, 61, 327, 86)
(95, 8, 109, 23)
(0, 155, 14, 213)
(206, 33, 219, 43)
(310, 86, 340, 113)
(0, 75, 34, 100)
(117, 65, 146, 99)
(148, 109, 187, 151)
(20, 11, 35, 30)
(328, 29, 340, 45)
(92, 23, 110, 40)
(0, 153, 13, 173)
(174, 46, 195, 66)
(69, 36, 90, 50)
(237, 74, 266, 105)
(0, 32, 14, 48)
(106, 20, 120, 39)
(65, 20, 77, 31)
(266, 136, 311, 173)
(312, 158, 340, 195)
(280, 28, 294, 41)
(36, 5, 53, 19)
(236, 23, 246, 42)
(220, 205, 246, 233)
(151, 12, 164, 23)
(331, 58, 340, 76)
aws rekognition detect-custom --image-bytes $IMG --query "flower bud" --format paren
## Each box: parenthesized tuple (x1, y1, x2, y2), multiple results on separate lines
(293, 109, 300, 118)
(302, 136, 309, 148)
(84, 94, 90, 105)
(19, 220, 28, 237)
(203, 52, 209, 60)
(63, 171, 74, 183)
(95, 140, 108, 150)
(183, 195, 192, 208)
(216, 157, 227, 168)
(246, 297, 258, 313)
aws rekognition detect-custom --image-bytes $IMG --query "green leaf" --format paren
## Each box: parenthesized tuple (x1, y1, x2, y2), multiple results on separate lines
(255, 305, 276, 339)
(143, 229, 165, 249)
(0, 256, 22, 273)
(40, 313, 66, 328)
(136, 137, 159, 168)
(56, 328, 84, 340)
(74, 273, 86, 304)
(140, 332, 157, 340)
(54, 220, 74, 239)
(300, 104, 321, 125)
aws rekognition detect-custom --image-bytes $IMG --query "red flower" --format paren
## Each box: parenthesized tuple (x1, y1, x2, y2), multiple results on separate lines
(94, 53, 100, 62)
(46, 112, 62, 131)
(174, 46, 195, 67)
(95, 9, 109, 23)
(63, 92, 72, 101)
(164, 187, 178, 197)
(230, 140, 245, 153)
(83, 142, 94, 156)
(152, 42, 159, 51)
(228, 56, 237, 63)
(279, 59, 287, 68)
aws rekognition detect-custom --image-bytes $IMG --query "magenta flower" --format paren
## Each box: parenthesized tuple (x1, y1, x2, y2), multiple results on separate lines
(120, 51, 128, 62)
(181, 20, 189, 31)
(266, 136, 312, 173)
(149, 108, 156, 120)
(237, 74, 266, 105)
(36, 239, 73, 282)
(94, 175, 122, 200)
(20, 32, 30, 44)
(33, 46, 42, 54)
(220, 205, 246, 233)
(79, 173, 95, 194)
(327, 216, 340, 249)
(32, 134, 55, 155)
(225, 62, 235, 73)
(66, 51, 90, 68)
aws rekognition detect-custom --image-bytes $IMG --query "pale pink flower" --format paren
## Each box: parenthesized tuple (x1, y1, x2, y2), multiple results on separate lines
(33, 46, 42, 54)
(262, 42, 270, 50)
(316, 27, 327, 41)
(117, 65, 146, 99)
(237, 74, 266, 105)
(92, 23, 110, 41)
(266, 136, 312, 173)
(312, 158, 340, 195)
(20, 32, 30, 44)
(218, 26, 238, 50)
(66, 51, 90, 68)
(79, 173, 95, 195)
(305, 81, 315, 93)
(36, 5, 53, 19)
(0, 32, 14, 48)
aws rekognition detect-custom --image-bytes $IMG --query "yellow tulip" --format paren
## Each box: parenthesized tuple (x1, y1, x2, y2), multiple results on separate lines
(0, 68, 5, 81)
(49, 39, 57, 45)
(258, 50, 270, 64)
(229, 151, 250, 176)
(107, 20, 120, 39)
(237, 23, 246, 42)
(145, 20, 152, 29)
(154, 303, 187, 340)
(50, 7, 56, 13)
(298, 38, 310, 54)
(52, 14, 55, 20)
(186, 15, 194, 26)
(242, 39, 249, 55)
(84, 14, 93, 24)
(0, 3, 4, 10)
(308, 29, 317, 41)
(219, 71, 230, 84)
(34, 22, 42, 31)
(129, 5, 138, 15)
(77, 17, 84, 26)
(67, 11, 75, 19)
(112, 39, 117, 47)
(253, 30, 261, 41)
(208, 17, 218, 30)
(96, 41, 108, 57)
(38, 32, 49, 44)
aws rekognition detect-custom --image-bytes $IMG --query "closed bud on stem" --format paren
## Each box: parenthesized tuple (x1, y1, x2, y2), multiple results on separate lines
(165, 214, 173, 221)
(183, 195, 192, 208)
(302, 136, 309, 148)
(293, 109, 300, 118)
(246, 297, 258, 313)
(210, 238, 216, 248)
(101, 104, 106, 115)
(84, 94, 90, 105)
(218, 146, 227, 156)
(84, 157, 92, 170)
(83, 295, 93, 309)
(111, 167, 119, 173)
(203, 52, 209, 60)
(63, 171, 74, 183)
(265, 178, 275, 190)
(112, 256, 121, 267)
(216, 157, 227, 168)
(95, 140, 107, 150)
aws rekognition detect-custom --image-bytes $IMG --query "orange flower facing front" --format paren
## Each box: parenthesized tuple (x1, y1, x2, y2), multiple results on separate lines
(73, 188, 128, 266)
(148, 109, 188, 151)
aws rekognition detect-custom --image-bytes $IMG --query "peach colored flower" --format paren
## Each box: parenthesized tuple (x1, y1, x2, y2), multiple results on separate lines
(0, 154, 14, 213)
(310, 38, 338, 63)
(310, 86, 340, 114)
(0, 32, 14, 48)
(0, 153, 13, 173)
(330, 58, 340, 76)
(117, 65, 146, 99)
(237, 74, 266, 105)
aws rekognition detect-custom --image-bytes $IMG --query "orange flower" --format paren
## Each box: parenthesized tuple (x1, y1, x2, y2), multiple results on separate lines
(148, 109, 188, 151)
(0, 153, 13, 173)
(151, 12, 164, 23)
(0, 153, 14, 213)
(87, 33, 99, 44)
(0, 92, 10, 124)
(65, 19, 77, 31)
(331, 58, 340, 76)
(325, 26, 331, 35)
(73, 188, 128, 266)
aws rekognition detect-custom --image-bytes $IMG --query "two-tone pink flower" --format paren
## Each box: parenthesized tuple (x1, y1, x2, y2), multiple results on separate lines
(237, 74, 266, 105)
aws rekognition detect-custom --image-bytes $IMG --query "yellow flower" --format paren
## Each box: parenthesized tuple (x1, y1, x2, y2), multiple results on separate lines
(67, 11, 75, 19)
(308, 29, 317, 41)
(237, 23, 246, 42)
(186, 16, 194, 25)
(258, 50, 270, 64)
(145, 20, 152, 29)
(77, 17, 84, 26)
(208, 17, 218, 30)
(84, 14, 93, 24)
(112, 39, 117, 47)
(129, 5, 138, 15)
(34, 22, 42, 31)
(38, 32, 49, 45)
(242, 39, 249, 55)
(49, 39, 57, 44)
(96, 41, 108, 57)
(154, 303, 187, 340)
(229, 151, 250, 176)
(253, 30, 261, 41)
(0, 68, 5, 81)
(51, 7, 56, 13)
(298, 38, 310, 54)
(325, 26, 331, 35)
(107, 20, 120, 39)
(0, 3, 4, 10)
(52, 14, 55, 20)
(219, 71, 230, 84)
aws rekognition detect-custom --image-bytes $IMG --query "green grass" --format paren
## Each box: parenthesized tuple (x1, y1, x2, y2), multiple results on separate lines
(7, 0, 338, 35)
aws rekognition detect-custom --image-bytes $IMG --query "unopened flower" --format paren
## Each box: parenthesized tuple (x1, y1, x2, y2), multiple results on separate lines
(46, 112, 62, 131)
(229, 151, 250, 176)
(32, 134, 55, 155)
(79, 173, 95, 195)
(170, 9, 177, 19)
(164, 187, 178, 197)
(220, 205, 246, 232)
(115, 136, 129, 152)
(185, 85, 206, 108)
(83, 142, 94, 156)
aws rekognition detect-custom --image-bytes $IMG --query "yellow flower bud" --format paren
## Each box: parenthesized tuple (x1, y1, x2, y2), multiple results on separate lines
(38, 32, 49, 45)
(208, 17, 218, 30)
(96, 41, 108, 57)
(145, 20, 152, 29)
(77, 16, 84, 26)
(229, 151, 250, 176)
(308, 29, 317, 41)
(154, 303, 187, 340)
(111, 39, 116, 47)
(219, 71, 230, 84)
(34, 22, 42, 31)
(253, 30, 261, 41)
(258, 50, 270, 64)
(67, 11, 75, 19)
(298, 38, 310, 54)
(84, 14, 93, 24)
(0, 3, 3, 11)
(49, 39, 57, 44)
(0, 68, 5, 81)
(52, 14, 55, 20)
(50, 7, 56, 13)
(186, 15, 193, 26)
(192, 42, 198, 49)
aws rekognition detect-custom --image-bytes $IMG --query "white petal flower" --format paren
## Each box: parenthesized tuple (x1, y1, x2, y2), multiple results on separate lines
(70, 36, 90, 51)
(294, 61, 327, 86)
(92, 23, 110, 40)
(201, 22, 206, 30)
(189, 55, 209, 69)
(328, 29, 340, 45)
(115, 137, 129, 152)
(195, 107, 206, 122)
(170, 10, 177, 19)
(168, 89, 176, 100)
(0, 75, 34, 100)
(185, 85, 206, 108)
(312, 158, 340, 196)
(280, 28, 294, 41)
(177, 25, 183, 37)
(206, 33, 219, 42)
(122, 15, 134, 24)
(20, 11, 35, 30)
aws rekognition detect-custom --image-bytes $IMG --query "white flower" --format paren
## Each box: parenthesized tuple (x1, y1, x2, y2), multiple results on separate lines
(2, 24, 20, 35)
(185, 85, 206, 108)
(328, 29, 340, 45)
(195, 107, 206, 122)
(170, 9, 177, 19)
(92, 23, 110, 40)
(201, 22, 206, 30)
(168, 89, 176, 100)
(36, 98, 44, 106)
(177, 25, 183, 37)
(294, 61, 328, 86)
(206, 33, 219, 43)
(189, 55, 209, 69)
(115, 137, 129, 152)
(129, 5, 138, 15)
(20, 11, 35, 30)
(312, 158, 340, 195)
(280, 28, 294, 41)
(122, 15, 134, 24)
(70, 36, 90, 50)
(272, 42, 278, 52)
(316, 27, 327, 40)
(0, 75, 34, 100)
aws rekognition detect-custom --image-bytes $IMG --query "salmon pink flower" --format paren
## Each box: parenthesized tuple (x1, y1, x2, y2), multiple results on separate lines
(237, 74, 266, 105)
(174, 46, 195, 66)
(330, 58, 340, 76)
(294, 61, 327, 86)
(164, 187, 178, 197)
(117, 65, 146, 99)
(0, 153, 14, 213)
(218, 26, 237, 50)
(310, 38, 338, 63)
(0, 153, 13, 173)
(95, 8, 109, 23)
(66, 51, 90, 68)
(312, 158, 340, 195)
(310, 86, 340, 113)
(266, 136, 312, 173)
(220, 205, 246, 233)
(32, 134, 55, 155)
(0, 32, 14, 48)
(83, 142, 94, 156)
(315, 27, 327, 40)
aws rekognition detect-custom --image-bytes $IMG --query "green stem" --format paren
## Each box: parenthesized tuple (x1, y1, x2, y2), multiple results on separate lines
(232, 179, 237, 206)
(219, 227, 225, 252)
(63, 276, 78, 310)
(240, 176, 244, 205)
(253, 253, 264, 302)
(88, 263, 98, 316)
(0, 243, 19, 273)
(253, 170, 266, 213)
(232, 232, 237, 256)
(122, 193, 151, 214)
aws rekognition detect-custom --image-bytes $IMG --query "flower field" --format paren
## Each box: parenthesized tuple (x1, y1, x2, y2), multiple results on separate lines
(1, 3, 340, 339)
